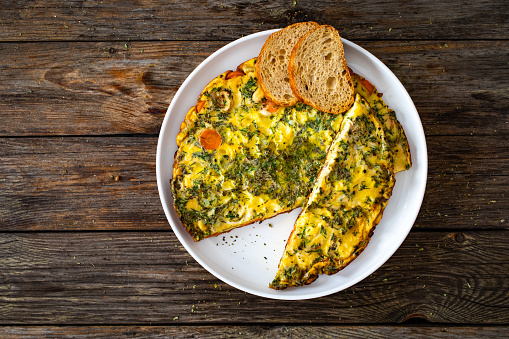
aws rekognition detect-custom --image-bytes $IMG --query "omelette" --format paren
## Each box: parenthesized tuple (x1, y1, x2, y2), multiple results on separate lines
(172, 58, 344, 241)
(270, 94, 395, 289)
(350, 71, 411, 173)
(171, 56, 411, 288)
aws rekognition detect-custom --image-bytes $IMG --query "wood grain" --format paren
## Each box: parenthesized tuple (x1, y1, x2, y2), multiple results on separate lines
(1, 136, 507, 231)
(1, 0, 507, 42)
(0, 137, 168, 231)
(0, 0, 507, 331)
(0, 41, 507, 136)
(0, 325, 507, 338)
(0, 231, 507, 324)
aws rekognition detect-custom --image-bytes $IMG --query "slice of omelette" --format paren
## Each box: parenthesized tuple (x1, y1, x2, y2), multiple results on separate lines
(270, 94, 395, 289)
(171, 58, 411, 242)
(351, 71, 411, 172)
(172, 58, 344, 241)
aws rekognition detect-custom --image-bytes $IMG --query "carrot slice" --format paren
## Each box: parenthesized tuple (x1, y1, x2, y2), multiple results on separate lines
(225, 70, 244, 80)
(263, 100, 279, 113)
(199, 129, 222, 150)
(196, 100, 206, 112)
(361, 79, 374, 95)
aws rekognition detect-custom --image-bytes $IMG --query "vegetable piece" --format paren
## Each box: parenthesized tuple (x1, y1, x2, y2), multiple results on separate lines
(211, 90, 232, 112)
(225, 70, 245, 80)
(360, 79, 374, 95)
(196, 100, 206, 112)
(263, 100, 279, 113)
(199, 129, 222, 150)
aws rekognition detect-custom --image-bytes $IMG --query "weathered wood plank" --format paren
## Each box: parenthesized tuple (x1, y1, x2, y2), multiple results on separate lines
(1, 136, 507, 231)
(0, 0, 507, 41)
(0, 40, 507, 136)
(419, 173, 508, 230)
(0, 231, 507, 324)
(0, 137, 168, 231)
(0, 41, 186, 136)
(0, 325, 507, 338)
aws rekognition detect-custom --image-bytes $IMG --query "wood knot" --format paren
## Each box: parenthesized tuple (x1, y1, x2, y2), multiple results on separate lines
(455, 232, 465, 243)
(145, 108, 166, 115)
(109, 47, 116, 54)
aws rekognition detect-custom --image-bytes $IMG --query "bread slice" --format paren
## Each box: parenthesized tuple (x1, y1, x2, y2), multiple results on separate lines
(256, 21, 319, 106)
(289, 25, 354, 114)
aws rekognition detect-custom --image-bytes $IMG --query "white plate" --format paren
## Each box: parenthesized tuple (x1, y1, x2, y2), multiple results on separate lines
(156, 29, 427, 300)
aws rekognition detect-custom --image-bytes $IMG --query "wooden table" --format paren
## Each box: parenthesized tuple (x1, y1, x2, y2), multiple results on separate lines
(1, 1, 507, 337)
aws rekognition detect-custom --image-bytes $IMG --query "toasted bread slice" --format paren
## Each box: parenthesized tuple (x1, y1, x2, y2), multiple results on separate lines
(289, 25, 354, 114)
(270, 94, 395, 289)
(256, 21, 319, 106)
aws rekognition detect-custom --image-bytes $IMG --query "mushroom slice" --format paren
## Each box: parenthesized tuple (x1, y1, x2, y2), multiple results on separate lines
(211, 90, 232, 112)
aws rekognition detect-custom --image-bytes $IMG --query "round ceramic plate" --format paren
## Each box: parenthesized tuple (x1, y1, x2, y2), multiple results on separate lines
(156, 29, 427, 300)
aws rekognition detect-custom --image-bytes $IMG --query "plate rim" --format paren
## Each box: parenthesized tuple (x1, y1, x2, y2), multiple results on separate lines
(156, 29, 427, 300)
